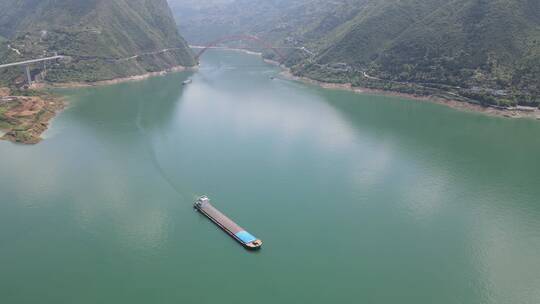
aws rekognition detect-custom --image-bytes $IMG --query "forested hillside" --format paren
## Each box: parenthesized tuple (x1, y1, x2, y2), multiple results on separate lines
(170, 0, 540, 107)
(0, 0, 195, 84)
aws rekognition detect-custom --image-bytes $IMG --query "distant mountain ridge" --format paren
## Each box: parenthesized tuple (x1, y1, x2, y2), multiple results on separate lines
(170, 0, 539, 107)
(0, 0, 195, 84)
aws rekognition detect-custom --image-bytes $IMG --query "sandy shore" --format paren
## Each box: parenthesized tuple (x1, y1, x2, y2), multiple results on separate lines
(278, 69, 540, 120)
(32, 65, 197, 89)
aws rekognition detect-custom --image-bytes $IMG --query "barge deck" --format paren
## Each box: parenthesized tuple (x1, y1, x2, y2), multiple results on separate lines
(194, 196, 262, 250)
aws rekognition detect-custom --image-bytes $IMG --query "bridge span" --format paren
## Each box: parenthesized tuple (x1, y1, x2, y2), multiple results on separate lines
(194, 35, 314, 63)
(0, 55, 64, 85)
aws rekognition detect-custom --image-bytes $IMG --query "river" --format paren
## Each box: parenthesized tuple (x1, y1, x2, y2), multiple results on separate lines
(1, 50, 539, 304)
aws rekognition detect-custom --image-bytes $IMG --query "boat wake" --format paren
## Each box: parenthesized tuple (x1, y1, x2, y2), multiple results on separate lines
(135, 98, 197, 201)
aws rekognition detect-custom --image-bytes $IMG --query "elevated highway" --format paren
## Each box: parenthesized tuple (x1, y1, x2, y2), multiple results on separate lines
(0, 55, 64, 85)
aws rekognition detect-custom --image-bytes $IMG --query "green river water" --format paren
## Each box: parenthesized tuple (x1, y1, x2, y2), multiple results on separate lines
(1, 50, 540, 304)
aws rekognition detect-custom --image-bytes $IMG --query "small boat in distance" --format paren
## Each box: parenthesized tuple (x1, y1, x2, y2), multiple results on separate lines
(182, 79, 192, 85)
(194, 196, 263, 250)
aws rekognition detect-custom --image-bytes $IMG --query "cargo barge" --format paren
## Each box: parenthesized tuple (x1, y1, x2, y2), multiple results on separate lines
(194, 196, 262, 250)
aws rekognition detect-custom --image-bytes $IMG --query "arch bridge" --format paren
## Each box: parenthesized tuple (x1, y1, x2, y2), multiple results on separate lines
(195, 35, 289, 63)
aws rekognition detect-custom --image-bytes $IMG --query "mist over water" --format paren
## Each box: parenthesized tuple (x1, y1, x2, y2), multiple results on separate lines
(1, 50, 539, 304)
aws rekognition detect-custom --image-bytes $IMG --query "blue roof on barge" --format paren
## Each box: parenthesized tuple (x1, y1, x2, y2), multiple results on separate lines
(235, 231, 257, 244)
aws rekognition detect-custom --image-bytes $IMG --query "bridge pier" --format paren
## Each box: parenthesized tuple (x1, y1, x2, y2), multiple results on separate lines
(0, 55, 64, 87)
(23, 65, 31, 85)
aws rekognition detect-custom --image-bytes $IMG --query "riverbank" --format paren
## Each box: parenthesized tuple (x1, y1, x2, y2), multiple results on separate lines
(32, 65, 197, 89)
(0, 88, 65, 144)
(1, 65, 197, 144)
(278, 69, 540, 120)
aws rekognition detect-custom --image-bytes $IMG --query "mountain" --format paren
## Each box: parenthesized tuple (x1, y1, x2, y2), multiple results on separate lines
(0, 0, 196, 84)
(168, 0, 354, 46)
(309, 0, 540, 106)
(170, 0, 540, 107)
(168, 0, 312, 44)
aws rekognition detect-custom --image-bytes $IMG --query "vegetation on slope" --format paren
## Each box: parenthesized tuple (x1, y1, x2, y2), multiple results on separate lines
(0, 88, 64, 144)
(170, 0, 540, 108)
(0, 0, 195, 85)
